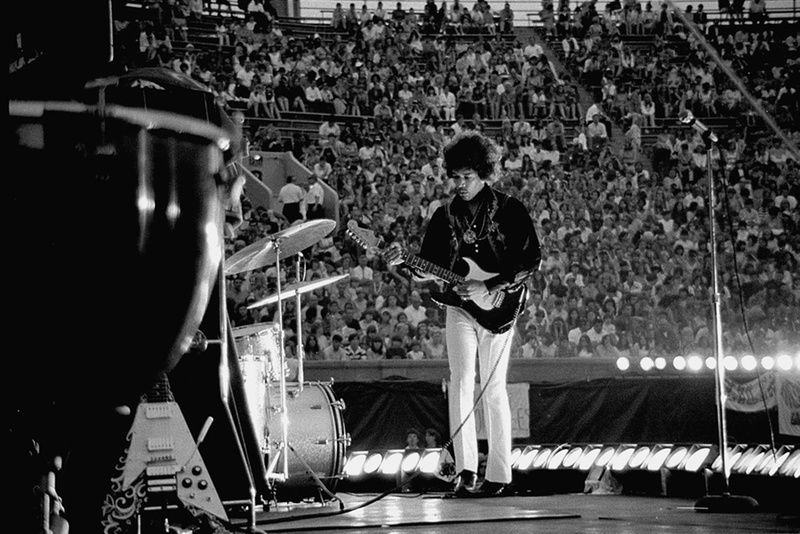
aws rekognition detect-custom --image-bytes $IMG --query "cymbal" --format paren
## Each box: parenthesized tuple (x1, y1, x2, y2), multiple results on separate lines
(225, 219, 336, 275)
(247, 274, 350, 309)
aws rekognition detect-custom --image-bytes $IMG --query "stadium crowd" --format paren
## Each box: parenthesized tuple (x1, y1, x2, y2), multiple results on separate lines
(120, 0, 798, 362)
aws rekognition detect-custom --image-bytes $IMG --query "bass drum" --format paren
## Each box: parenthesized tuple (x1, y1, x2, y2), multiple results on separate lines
(266, 382, 348, 501)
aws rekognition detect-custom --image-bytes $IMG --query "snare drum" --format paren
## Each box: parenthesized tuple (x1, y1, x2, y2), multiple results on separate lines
(265, 382, 348, 501)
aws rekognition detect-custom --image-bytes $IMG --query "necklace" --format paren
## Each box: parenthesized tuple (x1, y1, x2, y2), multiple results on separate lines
(462, 199, 485, 244)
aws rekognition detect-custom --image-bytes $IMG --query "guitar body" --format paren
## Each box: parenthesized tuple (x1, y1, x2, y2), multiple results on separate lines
(103, 375, 227, 533)
(430, 258, 526, 334)
(121, 400, 227, 521)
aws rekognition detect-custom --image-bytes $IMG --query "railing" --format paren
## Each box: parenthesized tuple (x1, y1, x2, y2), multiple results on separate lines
(527, 5, 798, 27)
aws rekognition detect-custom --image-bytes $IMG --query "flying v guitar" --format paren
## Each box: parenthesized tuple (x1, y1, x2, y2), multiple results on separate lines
(346, 220, 527, 334)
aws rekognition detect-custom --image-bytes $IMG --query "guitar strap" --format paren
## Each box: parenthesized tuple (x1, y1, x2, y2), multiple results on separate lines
(443, 200, 461, 272)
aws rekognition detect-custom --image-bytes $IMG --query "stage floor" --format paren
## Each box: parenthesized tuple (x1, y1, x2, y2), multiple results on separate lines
(244, 493, 800, 533)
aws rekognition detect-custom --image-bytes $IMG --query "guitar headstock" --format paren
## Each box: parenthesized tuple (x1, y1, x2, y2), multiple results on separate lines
(346, 220, 383, 253)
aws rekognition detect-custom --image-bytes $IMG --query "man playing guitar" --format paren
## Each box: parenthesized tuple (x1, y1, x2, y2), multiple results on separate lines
(385, 131, 542, 497)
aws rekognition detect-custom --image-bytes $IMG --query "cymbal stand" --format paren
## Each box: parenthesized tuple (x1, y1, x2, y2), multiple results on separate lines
(295, 253, 305, 392)
(267, 236, 290, 483)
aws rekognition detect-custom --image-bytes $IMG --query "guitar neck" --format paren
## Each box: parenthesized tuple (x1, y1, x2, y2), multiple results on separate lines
(404, 254, 464, 285)
(145, 372, 174, 404)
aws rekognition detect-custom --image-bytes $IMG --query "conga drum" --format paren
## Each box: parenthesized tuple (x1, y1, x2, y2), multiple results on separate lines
(9, 100, 233, 532)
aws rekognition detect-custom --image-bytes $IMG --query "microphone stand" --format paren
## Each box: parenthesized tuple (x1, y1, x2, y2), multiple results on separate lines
(690, 122, 758, 513)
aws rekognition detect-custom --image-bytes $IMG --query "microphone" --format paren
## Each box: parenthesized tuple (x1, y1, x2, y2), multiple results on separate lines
(679, 110, 718, 143)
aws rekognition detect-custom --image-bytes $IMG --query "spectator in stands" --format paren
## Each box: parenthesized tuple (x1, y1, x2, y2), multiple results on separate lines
(304, 175, 326, 219)
(386, 335, 408, 359)
(344, 332, 367, 360)
(499, 2, 514, 34)
(351, 254, 375, 281)
(322, 334, 347, 360)
(403, 290, 427, 328)
(332, 3, 346, 30)
(587, 113, 608, 150)
(278, 175, 306, 223)
(749, 0, 768, 21)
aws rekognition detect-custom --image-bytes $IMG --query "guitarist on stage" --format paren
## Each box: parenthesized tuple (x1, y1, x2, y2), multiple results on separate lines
(386, 130, 542, 498)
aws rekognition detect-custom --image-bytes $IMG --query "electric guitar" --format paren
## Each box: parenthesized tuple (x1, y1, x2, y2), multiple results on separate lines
(102, 372, 227, 533)
(346, 221, 527, 334)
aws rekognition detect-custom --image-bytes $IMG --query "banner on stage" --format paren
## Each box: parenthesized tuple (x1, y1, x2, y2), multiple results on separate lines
(725, 372, 776, 413)
(776, 374, 800, 437)
(473, 383, 530, 439)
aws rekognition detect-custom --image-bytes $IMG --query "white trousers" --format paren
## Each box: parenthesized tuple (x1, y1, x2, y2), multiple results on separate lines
(445, 306, 514, 484)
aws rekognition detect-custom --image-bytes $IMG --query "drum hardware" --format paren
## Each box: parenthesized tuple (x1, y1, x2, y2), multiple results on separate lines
(189, 329, 209, 352)
(314, 435, 351, 446)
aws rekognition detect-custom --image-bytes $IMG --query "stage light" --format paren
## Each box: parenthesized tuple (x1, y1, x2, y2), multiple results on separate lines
(616, 356, 630, 371)
(546, 447, 571, 470)
(758, 446, 793, 477)
(380, 450, 404, 475)
(640, 357, 654, 371)
(401, 451, 421, 473)
(776, 354, 793, 371)
(418, 449, 441, 474)
(363, 452, 383, 475)
(665, 446, 689, 470)
(628, 446, 652, 470)
(514, 446, 540, 471)
(578, 447, 603, 471)
(761, 356, 775, 370)
(723, 355, 738, 371)
(654, 357, 667, 370)
(735, 445, 770, 475)
(610, 446, 637, 472)
(777, 449, 800, 478)
(344, 452, 368, 477)
(795, 353, 800, 371)
(510, 447, 523, 467)
(646, 446, 674, 471)
(683, 445, 716, 472)
(531, 447, 553, 469)
(740, 355, 757, 372)
(705, 356, 717, 370)
(595, 446, 617, 468)
(711, 445, 747, 472)
(673, 356, 687, 370)
(561, 446, 585, 469)
(687, 355, 704, 372)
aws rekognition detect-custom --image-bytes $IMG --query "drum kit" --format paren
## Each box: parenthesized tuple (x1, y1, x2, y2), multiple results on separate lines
(222, 219, 351, 503)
